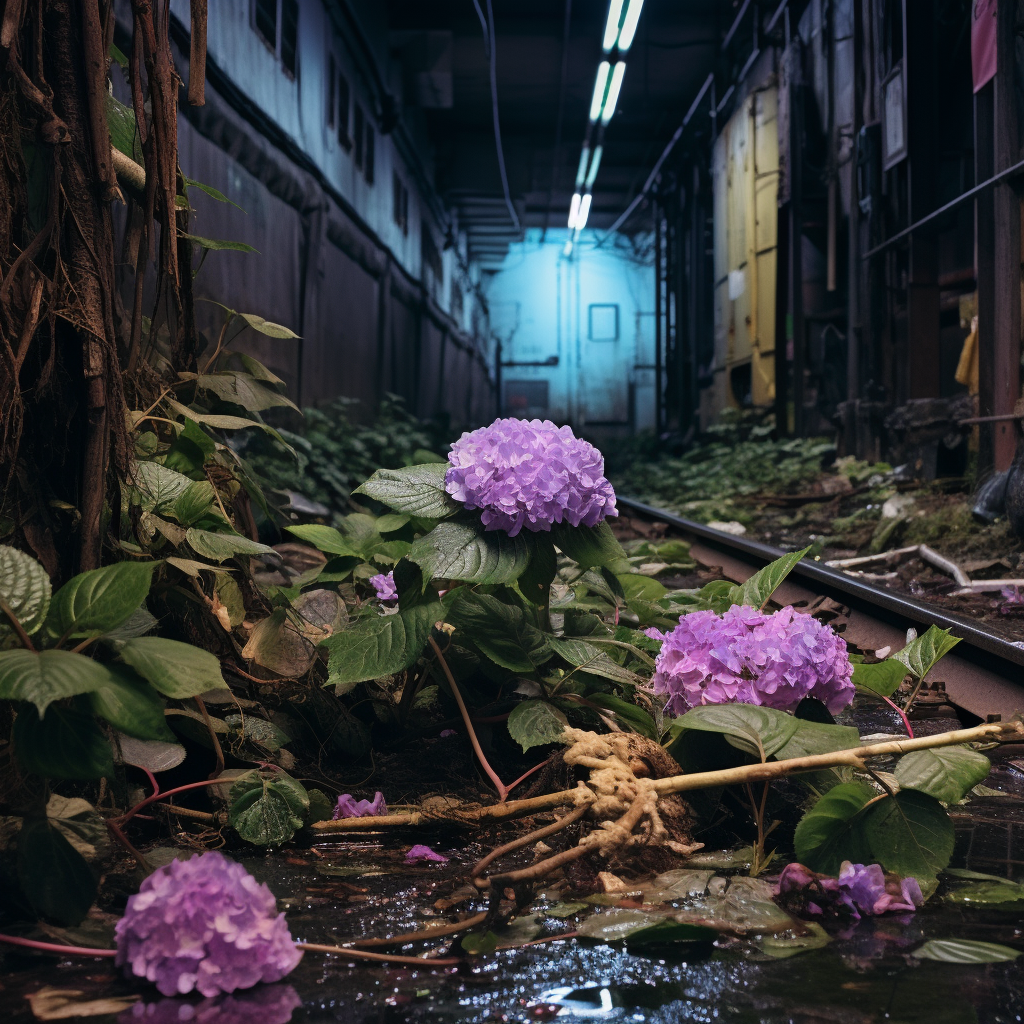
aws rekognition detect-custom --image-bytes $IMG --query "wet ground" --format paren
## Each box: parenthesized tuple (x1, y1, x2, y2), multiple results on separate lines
(4, 709, 1024, 1023)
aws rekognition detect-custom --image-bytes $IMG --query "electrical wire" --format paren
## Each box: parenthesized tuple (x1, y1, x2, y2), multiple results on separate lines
(473, 0, 521, 234)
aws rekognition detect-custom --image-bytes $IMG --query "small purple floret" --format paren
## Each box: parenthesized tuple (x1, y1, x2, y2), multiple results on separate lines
(370, 571, 398, 603)
(405, 844, 448, 863)
(647, 604, 855, 714)
(114, 851, 301, 997)
(444, 417, 618, 536)
(332, 791, 387, 820)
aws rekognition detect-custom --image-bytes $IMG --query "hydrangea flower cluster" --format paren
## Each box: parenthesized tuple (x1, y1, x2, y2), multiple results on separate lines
(405, 844, 448, 863)
(444, 417, 618, 536)
(370, 571, 397, 603)
(777, 861, 923, 919)
(114, 852, 301, 997)
(333, 791, 387, 819)
(647, 604, 854, 714)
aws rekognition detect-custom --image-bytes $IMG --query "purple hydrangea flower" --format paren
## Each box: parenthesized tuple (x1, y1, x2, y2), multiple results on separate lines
(776, 860, 923, 920)
(120, 985, 301, 1024)
(114, 852, 301, 997)
(370, 571, 398, 603)
(332, 791, 387, 820)
(405, 844, 448, 863)
(647, 604, 854, 715)
(444, 417, 618, 536)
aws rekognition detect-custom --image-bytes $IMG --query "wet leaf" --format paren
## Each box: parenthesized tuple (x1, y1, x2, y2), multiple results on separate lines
(17, 818, 96, 925)
(894, 746, 990, 804)
(641, 869, 715, 902)
(852, 658, 909, 697)
(793, 781, 876, 874)
(892, 625, 961, 681)
(119, 637, 227, 698)
(14, 704, 114, 780)
(942, 880, 1024, 906)
(354, 463, 458, 518)
(46, 562, 154, 639)
(757, 921, 832, 958)
(0, 650, 117, 716)
(913, 939, 1021, 963)
(734, 547, 811, 609)
(624, 920, 718, 947)
(576, 909, 669, 941)
(507, 700, 568, 752)
(131, 462, 195, 512)
(863, 789, 955, 879)
(228, 768, 309, 846)
(408, 520, 530, 588)
(88, 665, 174, 741)
(185, 528, 275, 562)
(461, 931, 499, 955)
(683, 847, 754, 870)
(546, 901, 589, 918)
(0, 545, 51, 638)
(113, 734, 187, 772)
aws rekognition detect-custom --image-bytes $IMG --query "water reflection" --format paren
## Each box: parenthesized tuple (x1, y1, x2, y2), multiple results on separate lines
(120, 983, 301, 1024)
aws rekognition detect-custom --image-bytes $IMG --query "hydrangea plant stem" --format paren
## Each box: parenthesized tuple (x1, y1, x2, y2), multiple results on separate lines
(0, 933, 117, 957)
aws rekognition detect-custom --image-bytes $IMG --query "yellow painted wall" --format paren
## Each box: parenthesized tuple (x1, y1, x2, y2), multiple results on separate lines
(711, 85, 780, 411)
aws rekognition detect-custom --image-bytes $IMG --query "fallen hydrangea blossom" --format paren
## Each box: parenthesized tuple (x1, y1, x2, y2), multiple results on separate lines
(445, 417, 617, 536)
(370, 571, 398, 603)
(777, 860, 923, 920)
(647, 604, 855, 714)
(114, 852, 301, 997)
(121, 984, 301, 1024)
(405, 844, 448, 863)
(332, 791, 387, 819)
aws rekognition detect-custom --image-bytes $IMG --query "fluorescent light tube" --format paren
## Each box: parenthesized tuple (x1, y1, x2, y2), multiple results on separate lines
(568, 192, 582, 229)
(617, 0, 645, 50)
(602, 0, 625, 51)
(563, 238, 574, 256)
(576, 193, 593, 231)
(589, 61, 610, 122)
(601, 62, 626, 124)
(575, 146, 590, 189)
(585, 145, 603, 188)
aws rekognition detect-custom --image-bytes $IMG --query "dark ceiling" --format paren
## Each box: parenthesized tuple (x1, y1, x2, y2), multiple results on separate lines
(385, 0, 723, 267)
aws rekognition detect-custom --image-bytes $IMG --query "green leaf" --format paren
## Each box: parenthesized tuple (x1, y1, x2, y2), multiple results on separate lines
(943, 879, 1024, 906)
(852, 658, 909, 697)
(617, 573, 668, 603)
(187, 371, 297, 412)
(14, 704, 114, 780)
(407, 520, 529, 588)
(773, 717, 861, 760)
(285, 524, 358, 556)
(624, 920, 719, 947)
(518, 534, 557, 606)
(793, 781, 876, 874)
(238, 313, 299, 339)
(306, 788, 335, 824)
(375, 514, 410, 534)
(0, 545, 51, 637)
(507, 700, 569, 752)
(164, 397, 275, 433)
(734, 547, 811, 609)
(172, 481, 217, 526)
(668, 704, 799, 760)
(862, 789, 955, 879)
(228, 768, 309, 846)
(163, 418, 216, 475)
(586, 693, 656, 737)
(109, 42, 129, 69)
(88, 666, 174, 741)
(183, 176, 245, 210)
(546, 636, 642, 687)
(913, 939, 1021, 963)
(185, 528, 275, 562)
(181, 233, 258, 253)
(446, 592, 551, 673)
(0, 649, 119, 716)
(552, 521, 630, 572)
(238, 354, 285, 385)
(575, 909, 715, 944)
(322, 601, 442, 688)
(46, 562, 155, 639)
(17, 818, 97, 925)
(105, 93, 139, 160)
(354, 463, 459, 518)
(461, 931, 499, 955)
(893, 625, 962, 681)
(894, 746, 990, 804)
(131, 461, 195, 512)
(757, 921, 832, 958)
(118, 637, 228, 698)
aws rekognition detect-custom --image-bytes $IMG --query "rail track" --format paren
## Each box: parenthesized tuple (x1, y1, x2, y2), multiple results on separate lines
(618, 496, 1024, 722)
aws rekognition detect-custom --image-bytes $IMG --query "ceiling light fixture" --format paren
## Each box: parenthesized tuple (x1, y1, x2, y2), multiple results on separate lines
(575, 146, 591, 189)
(602, 0, 625, 51)
(600, 62, 626, 124)
(576, 193, 593, 231)
(568, 192, 582, 229)
(617, 0, 645, 51)
(585, 145, 603, 188)
(589, 61, 611, 122)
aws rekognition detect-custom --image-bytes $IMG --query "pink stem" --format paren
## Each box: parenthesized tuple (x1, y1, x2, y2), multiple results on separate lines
(879, 693, 914, 738)
(504, 760, 548, 796)
(113, 778, 229, 828)
(0, 933, 116, 957)
(141, 767, 160, 799)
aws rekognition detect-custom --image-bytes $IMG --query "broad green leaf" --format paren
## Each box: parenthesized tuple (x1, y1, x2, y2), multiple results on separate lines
(893, 625, 962, 681)
(734, 547, 811, 609)
(793, 781, 876, 874)
(943, 879, 1024, 906)
(228, 767, 309, 846)
(354, 463, 459, 518)
(668, 704, 799, 760)
(407, 520, 529, 588)
(446, 591, 551, 673)
(617, 573, 668, 603)
(190, 370, 298, 412)
(88, 666, 174, 741)
(913, 939, 1021, 963)
(119, 637, 228, 698)
(774, 717, 861, 760)
(163, 418, 216, 474)
(181, 233, 258, 253)
(894, 746, 990, 804)
(322, 601, 442, 688)
(13, 704, 114, 780)
(507, 700, 569, 752)
(238, 354, 285, 385)
(46, 562, 155, 639)
(586, 693, 656, 738)
(103, 606, 158, 640)
(0, 546, 51, 637)
(183, 176, 244, 210)
(306, 788, 335, 824)
(862, 789, 955, 879)
(45, 794, 111, 864)
(852, 658, 909, 698)
(105, 93, 139, 160)
(0, 649, 118, 716)
(375, 514, 410, 534)
(131, 461, 195, 512)
(694, 579, 741, 614)
(518, 534, 557, 606)
(17, 818, 97, 925)
(172, 481, 216, 526)
(757, 921, 832, 958)
(546, 636, 642, 687)
(546, 901, 589, 918)
(164, 397, 273, 433)
(185, 528, 274, 562)
(552, 521, 630, 572)
(624, 920, 719, 947)
(238, 313, 299, 339)
(285, 524, 358, 556)
(461, 932, 499, 955)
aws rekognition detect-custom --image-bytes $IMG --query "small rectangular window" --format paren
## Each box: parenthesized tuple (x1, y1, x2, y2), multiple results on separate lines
(393, 173, 409, 234)
(353, 105, 365, 168)
(254, 0, 277, 50)
(588, 303, 619, 341)
(327, 54, 336, 128)
(364, 124, 375, 184)
(280, 0, 298, 75)
(337, 73, 351, 146)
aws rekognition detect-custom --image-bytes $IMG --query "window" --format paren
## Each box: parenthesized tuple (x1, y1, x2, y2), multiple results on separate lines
(326, 52, 352, 147)
(588, 303, 620, 341)
(353, 105, 364, 168)
(364, 124, 375, 184)
(337, 73, 350, 146)
(252, 0, 298, 78)
(327, 54, 336, 128)
(393, 172, 409, 234)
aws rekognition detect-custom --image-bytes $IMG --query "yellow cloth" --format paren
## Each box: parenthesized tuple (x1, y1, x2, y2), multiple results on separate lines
(955, 322, 979, 395)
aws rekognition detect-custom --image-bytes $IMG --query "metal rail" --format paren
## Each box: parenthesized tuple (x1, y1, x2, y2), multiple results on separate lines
(617, 496, 1024, 679)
